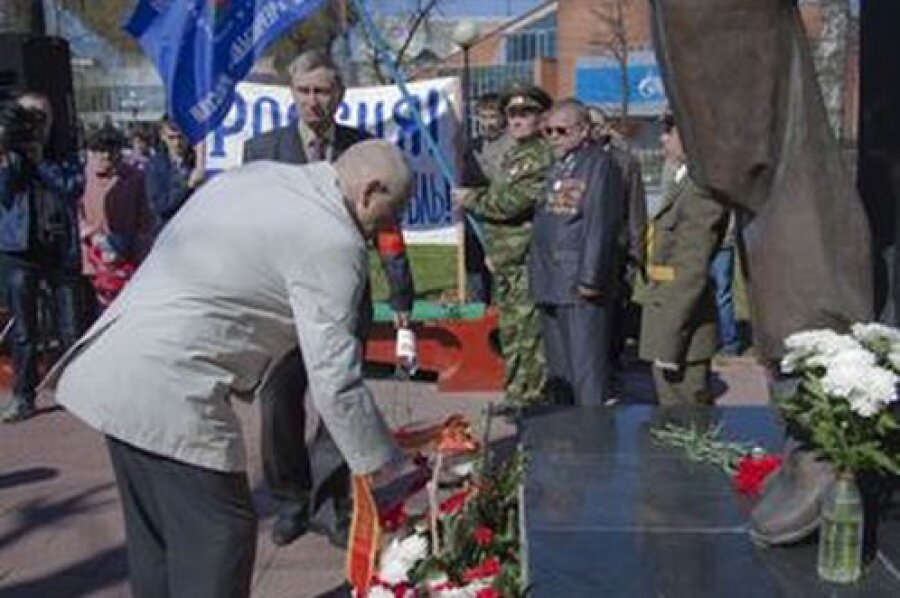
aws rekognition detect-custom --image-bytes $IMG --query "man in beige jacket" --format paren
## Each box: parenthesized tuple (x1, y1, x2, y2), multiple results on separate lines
(45, 141, 414, 598)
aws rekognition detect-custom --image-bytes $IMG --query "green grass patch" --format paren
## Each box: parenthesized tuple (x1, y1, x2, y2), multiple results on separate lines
(369, 244, 458, 302)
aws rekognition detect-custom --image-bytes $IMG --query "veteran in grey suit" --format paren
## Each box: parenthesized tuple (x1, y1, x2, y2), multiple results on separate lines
(530, 100, 623, 406)
(45, 141, 413, 598)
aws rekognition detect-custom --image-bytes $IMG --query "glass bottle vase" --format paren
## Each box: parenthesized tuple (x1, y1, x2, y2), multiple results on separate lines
(817, 472, 864, 584)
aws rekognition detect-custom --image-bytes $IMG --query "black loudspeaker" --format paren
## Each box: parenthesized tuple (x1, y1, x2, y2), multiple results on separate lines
(0, 33, 78, 158)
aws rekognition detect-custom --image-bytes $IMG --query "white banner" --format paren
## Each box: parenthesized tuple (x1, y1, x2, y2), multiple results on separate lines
(205, 77, 462, 244)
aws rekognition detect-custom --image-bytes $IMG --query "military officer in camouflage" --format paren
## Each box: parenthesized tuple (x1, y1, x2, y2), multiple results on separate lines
(639, 114, 728, 405)
(453, 84, 554, 408)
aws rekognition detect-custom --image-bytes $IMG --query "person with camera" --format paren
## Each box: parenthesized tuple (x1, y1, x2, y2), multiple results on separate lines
(0, 92, 86, 423)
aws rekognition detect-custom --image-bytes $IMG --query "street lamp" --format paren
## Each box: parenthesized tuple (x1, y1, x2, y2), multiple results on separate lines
(452, 20, 480, 144)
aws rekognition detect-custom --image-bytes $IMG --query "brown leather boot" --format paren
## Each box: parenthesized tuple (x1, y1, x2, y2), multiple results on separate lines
(749, 438, 835, 546)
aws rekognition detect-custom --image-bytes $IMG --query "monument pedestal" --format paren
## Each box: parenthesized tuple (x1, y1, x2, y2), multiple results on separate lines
(522, 406, 900, 597)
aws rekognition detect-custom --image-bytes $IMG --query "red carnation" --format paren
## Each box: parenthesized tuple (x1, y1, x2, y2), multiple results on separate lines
(380, 502, 408, 533)
(473, 525, 494, 546)
(733, 454, 782, 496)
(439, 488, 471, 515)
(463, 556, 502, 582)
(476, 588, 501, 598)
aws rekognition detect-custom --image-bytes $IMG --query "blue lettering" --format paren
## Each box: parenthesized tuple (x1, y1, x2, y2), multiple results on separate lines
(252, 96, 282, 136)
(403, 171, 451, 229)
(210, 92, 247, 157)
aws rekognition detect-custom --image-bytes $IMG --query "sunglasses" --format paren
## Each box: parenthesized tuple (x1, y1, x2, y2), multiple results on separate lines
(544, 126, 571, 137)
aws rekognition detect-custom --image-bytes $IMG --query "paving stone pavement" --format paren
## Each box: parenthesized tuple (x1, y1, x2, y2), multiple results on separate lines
(0, 357, 769, 597)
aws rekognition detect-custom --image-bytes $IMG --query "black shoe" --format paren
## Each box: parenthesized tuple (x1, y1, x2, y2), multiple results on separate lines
(1, 399, 36, 424)
(271, 501, 311, 547)
(310, 512, 350, 550)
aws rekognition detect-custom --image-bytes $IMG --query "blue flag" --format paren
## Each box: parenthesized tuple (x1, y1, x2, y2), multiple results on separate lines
(125, 0, 327, 144)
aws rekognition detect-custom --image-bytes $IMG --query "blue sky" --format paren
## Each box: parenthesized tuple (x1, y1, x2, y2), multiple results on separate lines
(369, 0, 544, 19)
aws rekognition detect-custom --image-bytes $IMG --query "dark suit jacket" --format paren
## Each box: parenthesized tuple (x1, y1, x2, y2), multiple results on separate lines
(530, 143, 624, 306)
(608, 144, 648, 270)
(243, 123, 367, 165)
(144, 150, 192, 230)
(242, 123, 414, 313)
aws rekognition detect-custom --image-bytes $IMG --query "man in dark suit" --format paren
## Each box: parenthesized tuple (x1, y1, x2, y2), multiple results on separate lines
(529, 99, 623, 406)
(243, 49, 415, 548)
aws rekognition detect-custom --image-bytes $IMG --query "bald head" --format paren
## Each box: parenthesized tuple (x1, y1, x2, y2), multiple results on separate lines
(545, 99, 592, 159)
(334, 140, 413, 237)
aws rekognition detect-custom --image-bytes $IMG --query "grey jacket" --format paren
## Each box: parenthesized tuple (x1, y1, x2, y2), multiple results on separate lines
(529, 143, 623, 306)
(243, 123, 414, 314)
(45, 162, 399, 474)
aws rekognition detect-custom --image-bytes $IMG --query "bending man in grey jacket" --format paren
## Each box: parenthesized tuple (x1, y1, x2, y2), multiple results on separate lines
(45, 141, 413, 598)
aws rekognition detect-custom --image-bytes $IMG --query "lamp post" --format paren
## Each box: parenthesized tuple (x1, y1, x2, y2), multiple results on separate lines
(452, 20, 480, 144)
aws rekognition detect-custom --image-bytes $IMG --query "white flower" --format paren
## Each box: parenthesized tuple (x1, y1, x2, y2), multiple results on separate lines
(368, 588, 397, 598)
(821, 362, 899, 417)
(451, 460, 476, 477)
(431, 579, 493, 597)
(807, 348, 876, 371)
(781, 329, 866, 374)
(851, 322, 900, 345)
(378, 534, 429, 585)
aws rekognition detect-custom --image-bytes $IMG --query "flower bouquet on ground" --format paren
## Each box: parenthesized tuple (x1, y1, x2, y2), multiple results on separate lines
(777, 323, 900, 583)
(350, 412, 525, 597)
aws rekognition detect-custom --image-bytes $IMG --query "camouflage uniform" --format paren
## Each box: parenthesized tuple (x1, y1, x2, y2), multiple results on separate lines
(465, 135, 553, 405)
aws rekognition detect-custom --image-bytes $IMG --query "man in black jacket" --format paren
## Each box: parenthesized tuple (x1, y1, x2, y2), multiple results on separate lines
(529, 99, 623, 406)
(243, 49, 414, 548)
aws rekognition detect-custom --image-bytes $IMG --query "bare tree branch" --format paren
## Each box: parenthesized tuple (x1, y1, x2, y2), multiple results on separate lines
(396, 0, 440, 65)
(589, 0, 634, 123)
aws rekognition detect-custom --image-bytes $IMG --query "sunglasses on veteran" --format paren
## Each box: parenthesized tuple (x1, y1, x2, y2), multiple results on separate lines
(544, 123, 588, 137)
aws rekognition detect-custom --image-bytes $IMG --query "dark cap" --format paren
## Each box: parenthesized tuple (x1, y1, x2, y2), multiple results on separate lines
(501, 83, 552, 113)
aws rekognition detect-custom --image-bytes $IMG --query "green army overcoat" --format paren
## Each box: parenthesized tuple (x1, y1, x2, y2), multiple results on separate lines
(639, 167, 728, 365)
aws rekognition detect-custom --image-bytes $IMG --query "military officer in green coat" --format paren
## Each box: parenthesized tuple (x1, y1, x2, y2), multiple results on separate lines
(453, 84, 554, 408)
(639, 114, 728, 405)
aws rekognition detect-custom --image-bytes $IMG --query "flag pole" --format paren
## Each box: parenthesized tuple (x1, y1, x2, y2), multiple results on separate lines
(349, 0, 481, 304)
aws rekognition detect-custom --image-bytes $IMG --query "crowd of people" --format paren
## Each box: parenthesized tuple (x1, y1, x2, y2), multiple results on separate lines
(457, 84, 739, 411)
(0, 92, 206, 423)
(0, 46, 744, 598)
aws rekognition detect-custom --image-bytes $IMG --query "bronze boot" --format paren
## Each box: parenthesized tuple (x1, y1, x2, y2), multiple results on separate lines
(749, 439, 835, 546)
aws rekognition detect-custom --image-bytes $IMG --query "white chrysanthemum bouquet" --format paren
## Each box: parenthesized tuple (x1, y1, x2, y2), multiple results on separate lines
(777, 323, 900, 474)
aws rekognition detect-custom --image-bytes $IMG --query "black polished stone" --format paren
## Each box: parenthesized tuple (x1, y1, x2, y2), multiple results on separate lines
(522, 405, 900, 597)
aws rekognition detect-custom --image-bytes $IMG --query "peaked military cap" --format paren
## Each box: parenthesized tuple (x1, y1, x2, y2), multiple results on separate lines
(501, 83, 553, 113)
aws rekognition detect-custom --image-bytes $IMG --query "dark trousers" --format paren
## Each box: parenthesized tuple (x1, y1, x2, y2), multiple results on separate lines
(259, 346, 351, 525)
(4, 260, 84, 403)
(106, 437, 257, 598)
(464, 218, 492, 304)
(259, 301, 371, 525)
(540, 302, 610, 406)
